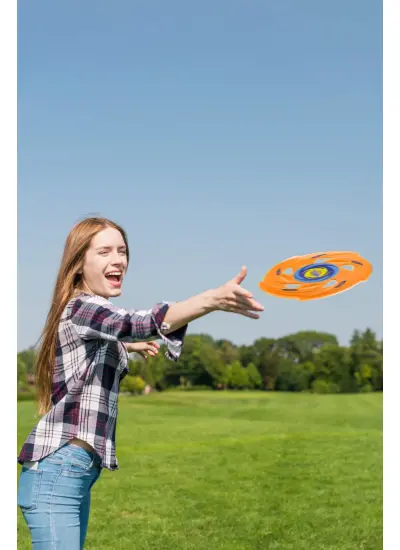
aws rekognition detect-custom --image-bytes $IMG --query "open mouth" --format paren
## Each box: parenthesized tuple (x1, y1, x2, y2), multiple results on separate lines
(105, 272, 123, 287)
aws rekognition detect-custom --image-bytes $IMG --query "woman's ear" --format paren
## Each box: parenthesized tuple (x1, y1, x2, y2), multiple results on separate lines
(73, 271, 83, 285)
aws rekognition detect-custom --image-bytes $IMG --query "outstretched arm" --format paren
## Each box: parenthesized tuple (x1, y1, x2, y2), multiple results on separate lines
(70, 266, 263, 358)
(161, 266, 264, 333)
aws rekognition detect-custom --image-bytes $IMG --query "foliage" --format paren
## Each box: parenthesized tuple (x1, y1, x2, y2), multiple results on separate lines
(120, 375, 146, 395)
(311, 379, 340, 394)
(17, 328, 383, 396)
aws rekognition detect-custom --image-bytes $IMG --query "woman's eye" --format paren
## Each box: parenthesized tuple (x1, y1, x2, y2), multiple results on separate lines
(99, 251, 109, 256)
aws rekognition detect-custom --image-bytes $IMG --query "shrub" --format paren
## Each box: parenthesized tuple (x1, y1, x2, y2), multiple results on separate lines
(360, 383, 374, 393)
(17, 391, 36, 401)
(275, 363, 311, 392)
(166, 385, 212, 392)
(247, 363, 262, 389)
(311, 379, 340, 394)
(228, 361, 249, 389)
(120, 375, 145, 395)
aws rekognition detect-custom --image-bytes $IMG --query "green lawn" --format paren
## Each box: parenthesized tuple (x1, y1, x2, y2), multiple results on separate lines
(17, 391, 382, 549)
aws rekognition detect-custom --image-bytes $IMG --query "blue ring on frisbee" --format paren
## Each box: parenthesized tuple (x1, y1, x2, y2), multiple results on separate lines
(293, 263, 339, 283)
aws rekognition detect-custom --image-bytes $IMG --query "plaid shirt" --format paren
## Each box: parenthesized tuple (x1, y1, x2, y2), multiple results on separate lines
(17, 292, 187, 471)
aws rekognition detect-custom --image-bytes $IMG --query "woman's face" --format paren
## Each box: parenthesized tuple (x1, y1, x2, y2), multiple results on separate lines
(81, 227, 128, 299)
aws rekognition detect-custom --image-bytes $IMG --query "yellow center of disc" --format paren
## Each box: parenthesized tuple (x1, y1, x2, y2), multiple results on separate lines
(303, 267, 328, 279)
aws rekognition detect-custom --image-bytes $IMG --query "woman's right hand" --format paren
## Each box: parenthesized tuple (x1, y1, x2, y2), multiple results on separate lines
(210, 266, 264, 319)
(161, 266, 264, 335)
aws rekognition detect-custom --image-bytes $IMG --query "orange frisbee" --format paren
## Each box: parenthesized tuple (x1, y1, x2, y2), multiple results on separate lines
(259, 251, 372, 301)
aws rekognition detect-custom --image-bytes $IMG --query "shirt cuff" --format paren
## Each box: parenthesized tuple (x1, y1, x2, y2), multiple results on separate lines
(151, 302, 188, 361)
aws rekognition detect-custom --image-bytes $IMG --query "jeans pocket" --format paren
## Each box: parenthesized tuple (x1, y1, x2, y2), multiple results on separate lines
(63, 450, 94, 477)
(45, 454, 64, 465)
(17, 468, 43, 511)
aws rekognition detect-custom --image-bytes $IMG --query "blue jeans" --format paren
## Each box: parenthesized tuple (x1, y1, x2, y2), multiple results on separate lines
(17, 443, 102, 549)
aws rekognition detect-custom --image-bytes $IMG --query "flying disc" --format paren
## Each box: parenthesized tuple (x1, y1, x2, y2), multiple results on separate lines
(258, 251, 372, 301)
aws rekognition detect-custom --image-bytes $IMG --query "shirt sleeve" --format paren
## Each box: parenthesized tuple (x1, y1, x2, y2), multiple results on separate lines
(70, 294, 187, 361)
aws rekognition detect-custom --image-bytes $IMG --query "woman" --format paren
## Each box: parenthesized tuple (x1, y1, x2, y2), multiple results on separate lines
(17, 217, 264, 549)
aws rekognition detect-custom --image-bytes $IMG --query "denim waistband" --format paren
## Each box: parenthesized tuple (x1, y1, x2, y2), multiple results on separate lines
(58, 442, 102, 465)
(24, 442, 102, 469)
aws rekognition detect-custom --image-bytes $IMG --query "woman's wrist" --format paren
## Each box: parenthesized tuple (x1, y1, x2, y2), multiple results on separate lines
(161, 288, 218, 333)
(201, 288, 219, 312)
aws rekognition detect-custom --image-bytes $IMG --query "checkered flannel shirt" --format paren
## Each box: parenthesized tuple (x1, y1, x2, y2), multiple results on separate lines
(17, 292, 187, 470)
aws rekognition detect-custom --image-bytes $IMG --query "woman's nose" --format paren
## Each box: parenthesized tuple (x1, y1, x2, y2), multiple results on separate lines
(110, 252, 123, 266)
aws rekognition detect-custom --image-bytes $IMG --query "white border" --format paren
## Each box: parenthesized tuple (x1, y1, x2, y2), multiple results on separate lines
(7, 1, 389, 548)
(383, 0, 398, 548)
(1, 0, 17, 547)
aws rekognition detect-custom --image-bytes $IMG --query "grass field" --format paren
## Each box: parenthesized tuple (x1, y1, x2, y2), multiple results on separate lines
(17, 391, 382, 549)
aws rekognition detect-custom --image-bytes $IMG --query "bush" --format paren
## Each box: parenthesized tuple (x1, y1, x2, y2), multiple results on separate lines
(311, 379, 340, 394)
(275, 363, 311, 392)
(166, 385, 212, 392)
(17, 391, 36, 401)
(228, 361, 249, 389)
(120, 375, 146, 395)
(247, 363, 262, 389)
(360, 383, 374, 393)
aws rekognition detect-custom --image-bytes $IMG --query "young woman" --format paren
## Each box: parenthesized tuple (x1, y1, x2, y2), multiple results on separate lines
(17, 217, 264, 549)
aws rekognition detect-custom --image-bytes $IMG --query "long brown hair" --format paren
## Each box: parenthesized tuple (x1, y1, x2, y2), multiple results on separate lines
(35, 217, 130, 416)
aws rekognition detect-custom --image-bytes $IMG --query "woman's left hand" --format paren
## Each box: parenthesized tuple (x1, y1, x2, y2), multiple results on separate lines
(124, 341, 160, 359)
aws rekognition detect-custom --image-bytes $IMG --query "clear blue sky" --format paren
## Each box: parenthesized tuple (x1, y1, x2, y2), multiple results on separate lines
(17, 0, 382, 351)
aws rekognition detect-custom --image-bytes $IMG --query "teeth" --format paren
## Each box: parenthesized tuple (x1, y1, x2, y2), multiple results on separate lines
(105, 272, 122, 278)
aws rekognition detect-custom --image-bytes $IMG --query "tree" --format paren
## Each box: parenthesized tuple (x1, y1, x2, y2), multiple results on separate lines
(146, 346, 170, 389)
(164, 335, 217, 387)
(17, 348, 37, 375)
(251, 338, 281, 390)
(312, 344, 352, 392)
(215, 339, 240, 364)
(239, 345, 256, 367)
(126, 358, 157, 388)
(359, 328, 379, 351)
(277, 332, 339, 363)
(349, 328, 382, 392)
(16, 327, 383, 394)
(228, 361, 249, 389)
(205, 353, 230, 388)
(17, 355, 28, 381)
(275, 360, 312, 392)
(247, 363, 262, 389)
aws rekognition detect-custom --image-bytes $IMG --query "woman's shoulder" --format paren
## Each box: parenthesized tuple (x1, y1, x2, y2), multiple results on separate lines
(64, 292, 128, 317)
(60, 292, 108, 318)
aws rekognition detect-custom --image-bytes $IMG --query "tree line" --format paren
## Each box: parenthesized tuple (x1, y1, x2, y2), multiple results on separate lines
(17, 328, 383, 399)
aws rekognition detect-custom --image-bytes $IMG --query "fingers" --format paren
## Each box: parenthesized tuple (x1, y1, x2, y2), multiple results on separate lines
(230, 265, 247, 285)
(144, 344, 159, 357)
(226, 306, 261, 319)
(226, 302, 262, 317)
(232, 285, 253, 299)
(222, 283, 264, 316)
(229, 294, 264, 312)
(133, 342, 160, 359)
(228, 285, 264, 311)
(215, 276, 264, 317)
(148, 341, 160, 355)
